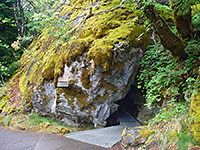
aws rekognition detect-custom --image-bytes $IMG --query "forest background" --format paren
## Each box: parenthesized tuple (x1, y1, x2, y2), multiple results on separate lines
(0, 0, 67, 85)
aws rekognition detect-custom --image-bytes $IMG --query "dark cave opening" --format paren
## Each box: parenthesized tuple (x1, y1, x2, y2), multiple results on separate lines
(106, 84, 146, 127)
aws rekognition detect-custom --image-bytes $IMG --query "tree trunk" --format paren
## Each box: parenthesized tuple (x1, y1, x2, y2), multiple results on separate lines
(13, 0, 21, 37)
(17, 0, 24, 37)
(13, 0, 24, 37)
(144, 5, 188, 60)
(171, 0, 193, 40)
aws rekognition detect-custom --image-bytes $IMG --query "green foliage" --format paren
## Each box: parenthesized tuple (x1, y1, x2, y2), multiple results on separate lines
(0, 62, 10, 78)
(192, 13, 200, 30)
(0, 0, 20, 86)
(139, 44, 179, 108)
(150, 113, 197, 149)
(20, 0, 69, 46)
(138, 40, 200, 109)
(171, 0, 191, 15)
(126, 0, 172, 36)
(0, 0, 72, 85)
(177, 132, 196, 150)
(171, 0, 200, 15)
(46, 17, 73, 43)
(149, 102, 188, 125)
(26, 113, 67, 127)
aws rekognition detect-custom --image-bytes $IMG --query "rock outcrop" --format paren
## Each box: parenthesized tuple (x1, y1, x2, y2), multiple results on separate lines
(10, 0, 150, 127)
(121, 126, 155, 148)
(190, 75, 200, 143)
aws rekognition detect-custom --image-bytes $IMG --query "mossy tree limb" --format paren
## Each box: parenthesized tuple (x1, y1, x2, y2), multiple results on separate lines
(171, 0, 193, 40)
(144, 5, 188, 60)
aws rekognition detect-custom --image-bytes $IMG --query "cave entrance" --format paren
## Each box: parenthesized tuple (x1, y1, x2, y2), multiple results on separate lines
(106, 85, 145, 127)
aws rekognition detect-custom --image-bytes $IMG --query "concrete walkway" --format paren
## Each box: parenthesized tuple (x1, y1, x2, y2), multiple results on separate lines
(65, 108, 140, 148)
(0, 107, 140, 149)
(65, 125, 125, 148)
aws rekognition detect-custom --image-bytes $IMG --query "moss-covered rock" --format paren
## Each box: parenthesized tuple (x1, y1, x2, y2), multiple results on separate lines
(190, 89, 200, 143)
(3, 0, 150, 127)
(121, 126, 155, 147)
(39, 122, 70, 135)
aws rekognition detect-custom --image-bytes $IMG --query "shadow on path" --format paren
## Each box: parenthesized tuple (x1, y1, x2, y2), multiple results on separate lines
(0, 126, 107, 150)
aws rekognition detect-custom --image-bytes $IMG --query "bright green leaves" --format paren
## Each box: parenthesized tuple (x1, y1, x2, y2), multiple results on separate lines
(149, 102, 188, 125)
(20, 0, 69, 46)
(170, 0, 191, 15)
(0, 0, 19, 85)
(0, 62, 10, 78)
(138, 41, 200, 109)
(45, 17, 73, 43)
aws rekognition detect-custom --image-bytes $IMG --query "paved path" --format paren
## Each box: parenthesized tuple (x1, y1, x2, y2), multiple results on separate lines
(118, 108, 141, 128)
(0, 126, 42, 150)
(35, 133, 107, 150)
(65, 107, 140, 148)
(0, 126, 107, 150)
(65, 125, 125, 148)
(0, 106, 140, 149)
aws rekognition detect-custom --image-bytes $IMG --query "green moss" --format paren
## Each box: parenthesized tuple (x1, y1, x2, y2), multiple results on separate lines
(191, 4, 200, 16)
(190, 89, 200, 143)
(13, 0, 149, 112)
(94, 93, 110, 102)
(0, 96, 8, 111)
(99, 81, 118, 92)
(57, 87, 89, 110)
(121, 126, 155, 148)
(137, 126, 155, 139)
(0, 95, 15, 115)
(81, 68, 91, 89)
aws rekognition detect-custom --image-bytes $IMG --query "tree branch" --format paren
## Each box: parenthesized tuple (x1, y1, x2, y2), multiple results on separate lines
(144, 5, 188, 60)
(25, 0, 37, 13)
(13, 0, 21, 37)
(171, 0, 193, 40)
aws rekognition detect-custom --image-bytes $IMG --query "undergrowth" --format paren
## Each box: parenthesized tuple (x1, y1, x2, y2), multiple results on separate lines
(138, 40, 200, 109)
(0, 112, 93, 134)
(138, 40, 200, 149)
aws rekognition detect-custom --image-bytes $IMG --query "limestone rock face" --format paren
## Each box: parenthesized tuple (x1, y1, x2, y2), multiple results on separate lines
(27, 47, 141, 127)
(137, 106, 159, 125)
(18, 0, 149, 127)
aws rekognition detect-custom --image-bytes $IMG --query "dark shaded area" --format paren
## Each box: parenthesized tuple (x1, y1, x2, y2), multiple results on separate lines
(106, 84, 145, 127)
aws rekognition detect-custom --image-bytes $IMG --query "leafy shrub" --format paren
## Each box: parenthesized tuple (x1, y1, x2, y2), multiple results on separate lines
(138, 40, 200, 109)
